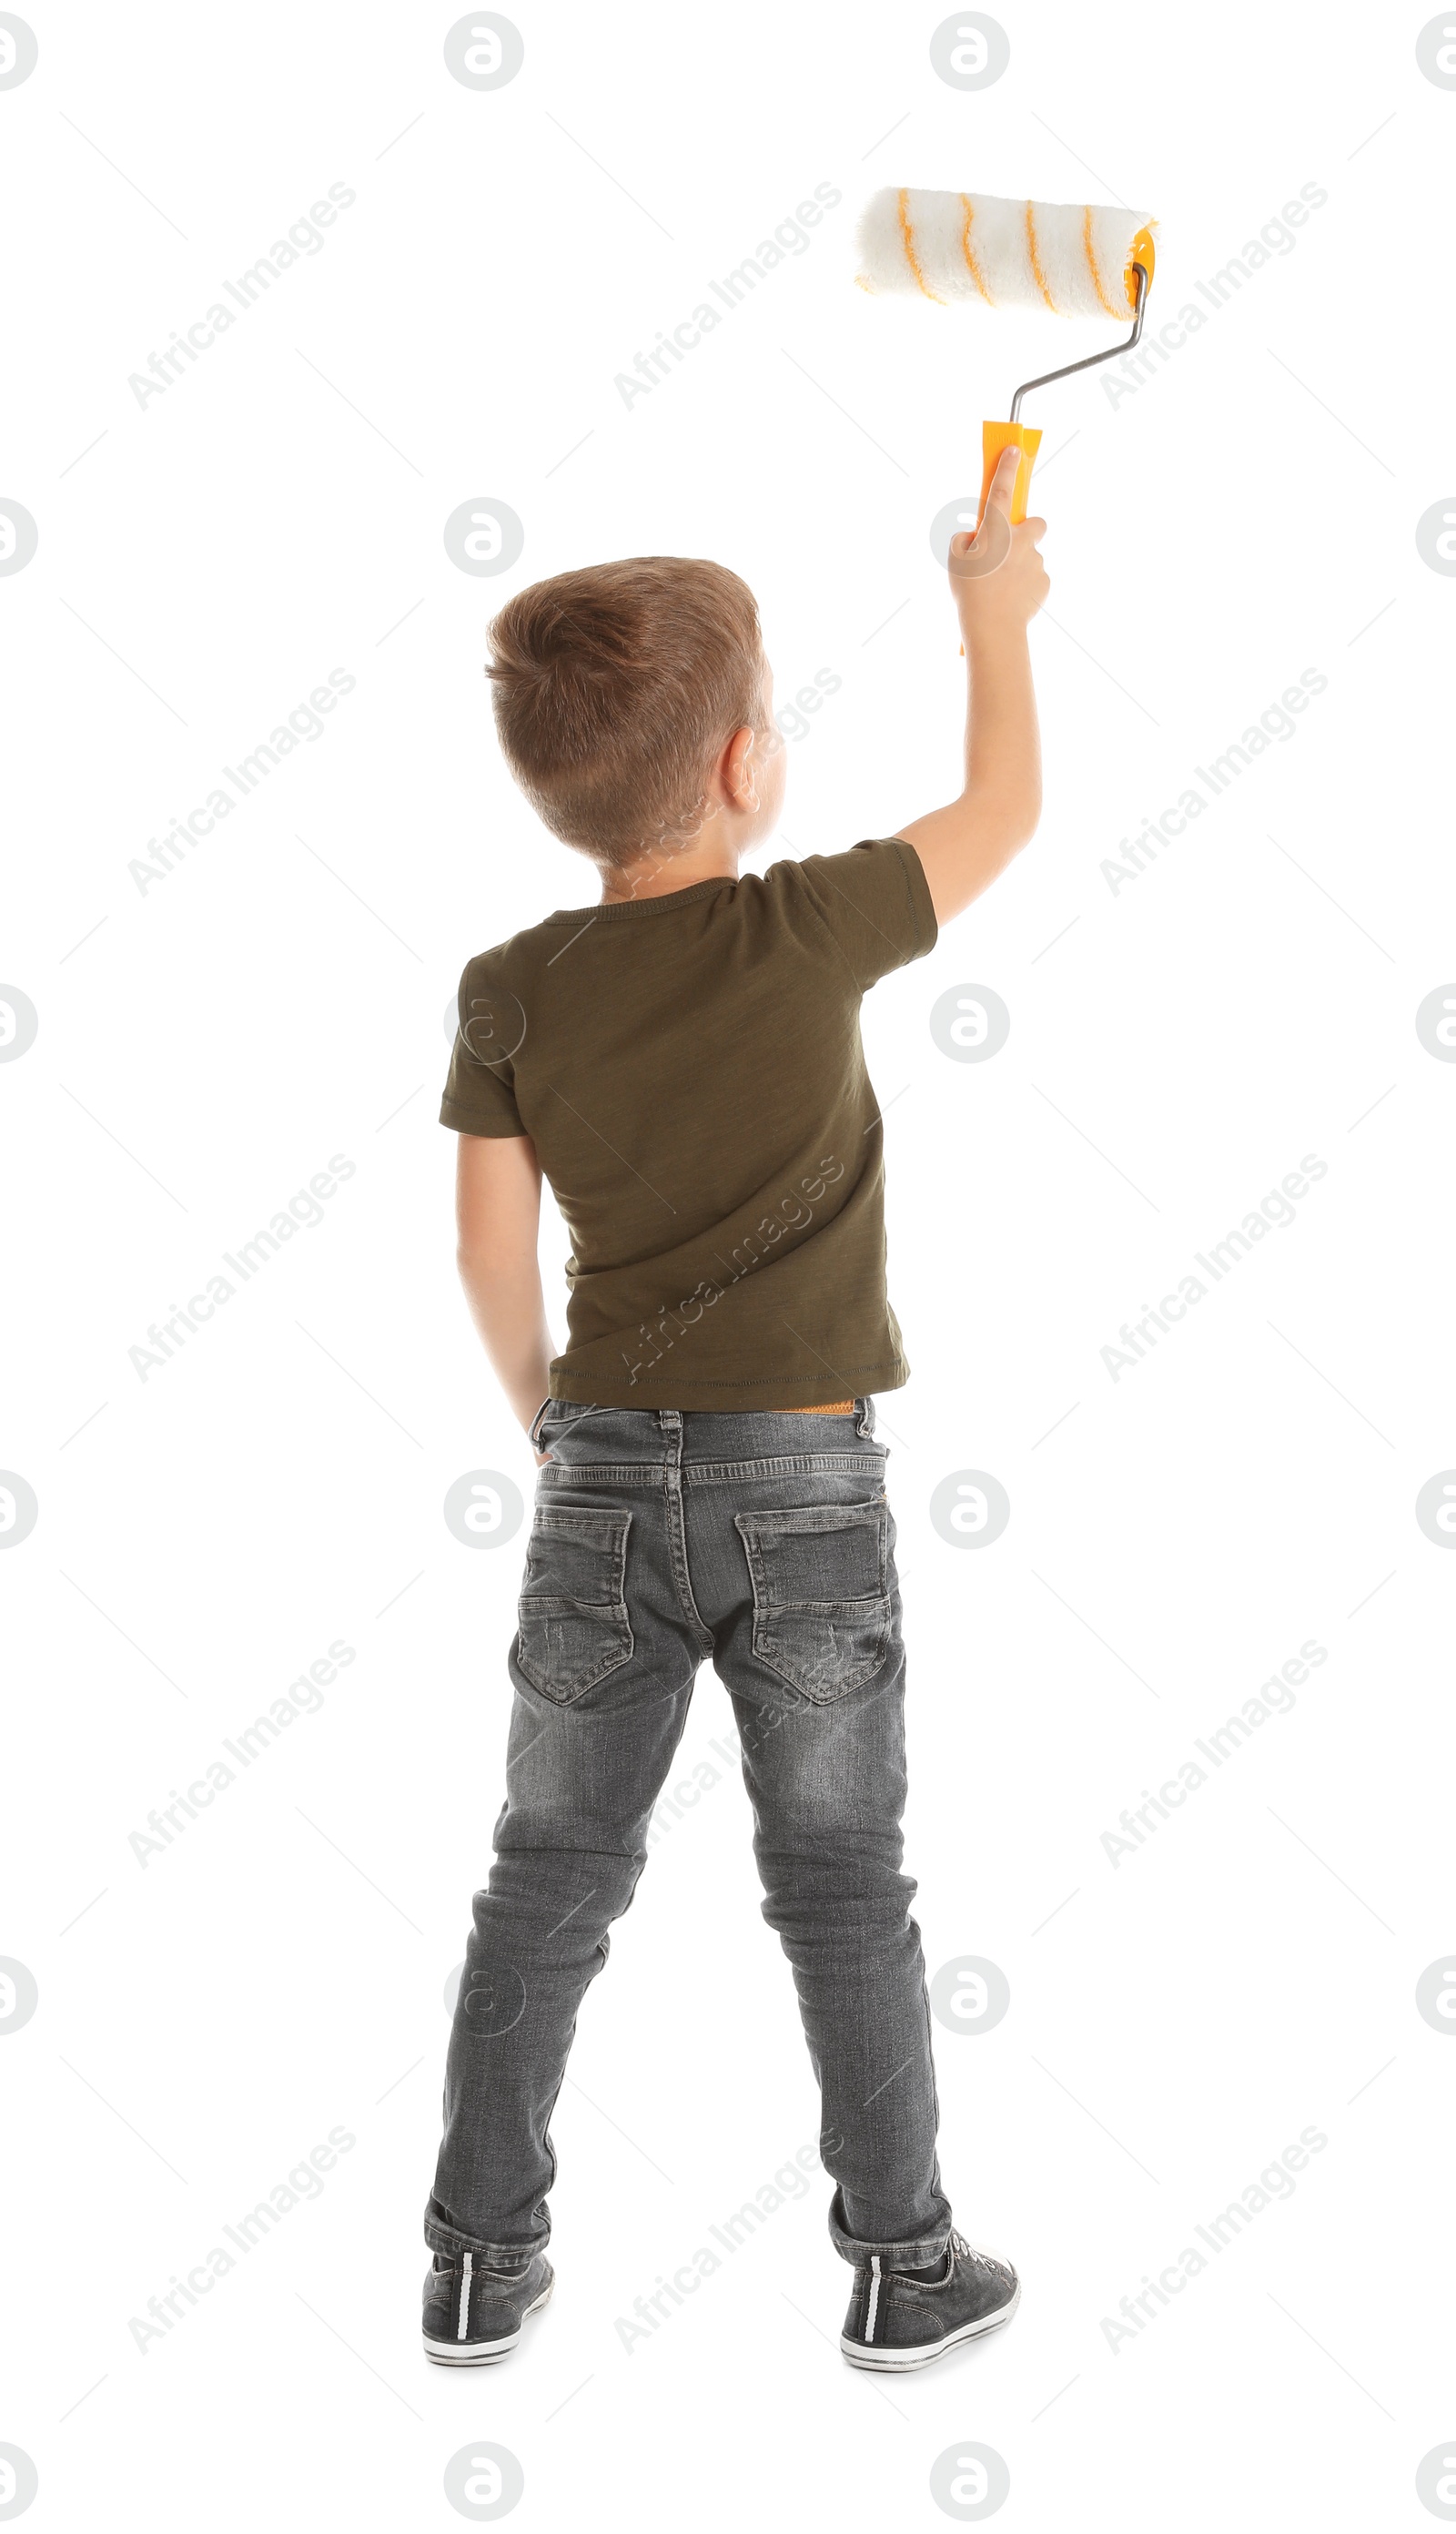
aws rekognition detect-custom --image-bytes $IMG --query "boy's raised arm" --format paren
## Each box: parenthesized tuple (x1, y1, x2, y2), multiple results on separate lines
(897, 443, 1048, 926)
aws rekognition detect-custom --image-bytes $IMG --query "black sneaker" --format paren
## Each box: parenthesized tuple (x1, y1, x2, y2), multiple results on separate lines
(841, 2230, 1019, 2372)
(421, 2248, 554, 2367)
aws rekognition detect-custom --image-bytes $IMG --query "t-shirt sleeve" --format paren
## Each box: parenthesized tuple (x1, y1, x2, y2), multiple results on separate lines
(440, 956, 526, 1137)
(787, 837, 937, 989)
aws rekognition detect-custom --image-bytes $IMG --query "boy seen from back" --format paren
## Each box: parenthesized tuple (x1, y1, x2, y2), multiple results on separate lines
(424, 445, 1046, 2373)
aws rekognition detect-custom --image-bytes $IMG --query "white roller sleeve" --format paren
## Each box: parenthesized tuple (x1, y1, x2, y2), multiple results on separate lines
(856, 188, 1155, 318)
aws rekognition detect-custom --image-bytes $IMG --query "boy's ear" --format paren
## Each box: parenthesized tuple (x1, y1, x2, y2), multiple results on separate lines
(722, 721, 759, 809)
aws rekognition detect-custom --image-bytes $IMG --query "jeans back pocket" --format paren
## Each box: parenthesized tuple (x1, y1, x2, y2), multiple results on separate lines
(514, 1505, 633, 1704)
(734, 1501, 892, 1702)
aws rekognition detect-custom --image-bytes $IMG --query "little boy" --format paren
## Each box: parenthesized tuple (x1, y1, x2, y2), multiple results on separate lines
(423, 444, 1047, 2372)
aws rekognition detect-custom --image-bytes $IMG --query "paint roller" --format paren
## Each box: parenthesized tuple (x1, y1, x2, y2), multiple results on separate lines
(856, 188, 1158, 529)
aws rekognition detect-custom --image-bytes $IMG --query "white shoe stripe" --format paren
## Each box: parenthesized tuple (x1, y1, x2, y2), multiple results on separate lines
(864, 2254, 882, 2342)
(458, 2250, 472, 2341)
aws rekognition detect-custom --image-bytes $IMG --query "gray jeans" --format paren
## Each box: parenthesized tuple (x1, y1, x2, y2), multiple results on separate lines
(426, 1399, 952, 2271)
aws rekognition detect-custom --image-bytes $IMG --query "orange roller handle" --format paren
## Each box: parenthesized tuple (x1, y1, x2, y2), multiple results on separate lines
(976, 420, 1042, 530)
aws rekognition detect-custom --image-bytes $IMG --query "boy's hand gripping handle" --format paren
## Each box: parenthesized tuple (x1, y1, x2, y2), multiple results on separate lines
(976, 421, 1042, 530)
(956, 439, 1034, 656)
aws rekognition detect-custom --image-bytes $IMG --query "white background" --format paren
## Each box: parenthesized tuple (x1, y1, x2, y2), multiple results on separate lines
(5, 2, 1455, 2526)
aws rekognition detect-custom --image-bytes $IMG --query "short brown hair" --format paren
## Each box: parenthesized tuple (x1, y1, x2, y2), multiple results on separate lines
(485, 556, 765, 867)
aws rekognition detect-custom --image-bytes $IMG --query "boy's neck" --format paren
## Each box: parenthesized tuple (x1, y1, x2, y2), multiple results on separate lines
(598, 835, 743, 905)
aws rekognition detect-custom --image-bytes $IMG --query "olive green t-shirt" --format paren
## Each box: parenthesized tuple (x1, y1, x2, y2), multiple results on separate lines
(440, 836, 937, 1409)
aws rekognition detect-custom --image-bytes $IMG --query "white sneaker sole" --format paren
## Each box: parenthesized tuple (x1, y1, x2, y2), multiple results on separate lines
(841, 2279, 1020, 2371)
(423, 2278, 554, 2367)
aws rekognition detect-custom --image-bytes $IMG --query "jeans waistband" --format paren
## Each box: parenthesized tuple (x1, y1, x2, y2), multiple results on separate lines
(654, 1399, 875, 1440)
(531, 1397, 878, 1445)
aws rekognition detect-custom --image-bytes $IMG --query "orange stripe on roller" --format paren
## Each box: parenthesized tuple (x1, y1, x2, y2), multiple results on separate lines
(1081, 205, 1119, 317)
(896, 188, 943, 302)
(956, 195, 994, 303)
(1025, 200, 1057, 311)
